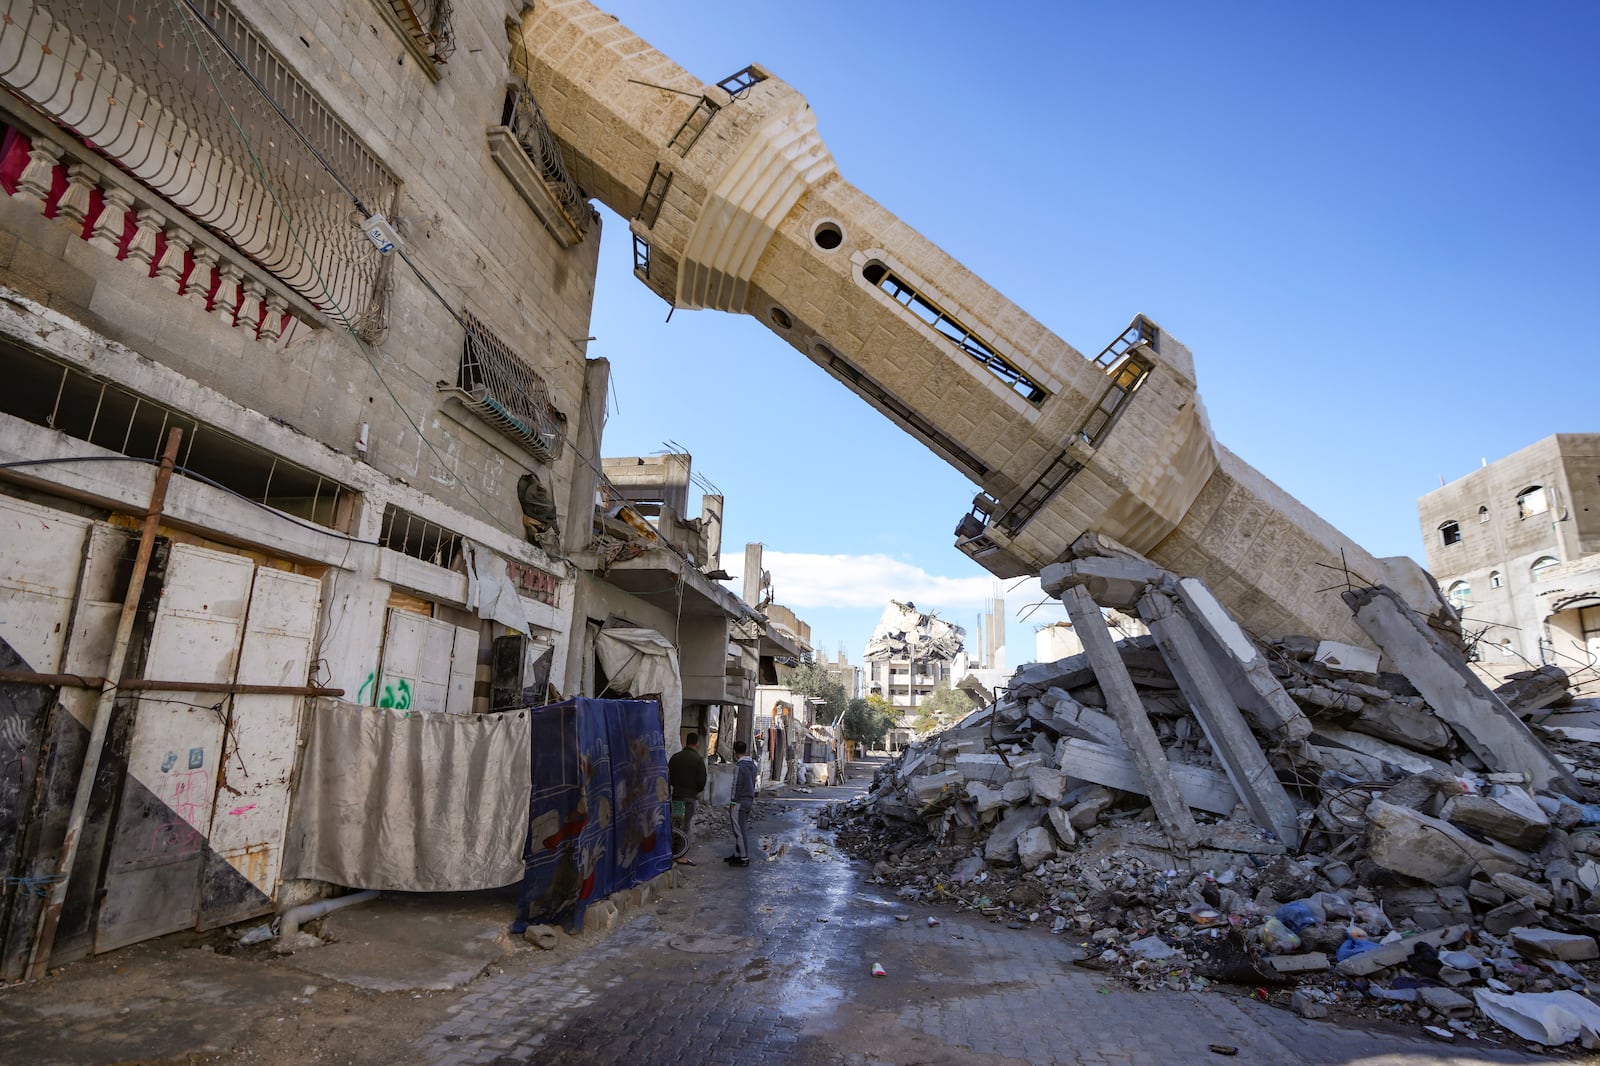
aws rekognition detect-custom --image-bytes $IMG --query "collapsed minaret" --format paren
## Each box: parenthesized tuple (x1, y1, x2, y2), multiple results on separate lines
(511, 2, 1438, 647)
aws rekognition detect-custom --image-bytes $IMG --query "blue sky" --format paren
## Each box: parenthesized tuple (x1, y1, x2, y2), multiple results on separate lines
(579, 1, 1600, 666)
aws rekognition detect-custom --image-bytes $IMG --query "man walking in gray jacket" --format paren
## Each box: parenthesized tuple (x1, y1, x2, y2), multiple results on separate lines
(725, 740, 756, 867)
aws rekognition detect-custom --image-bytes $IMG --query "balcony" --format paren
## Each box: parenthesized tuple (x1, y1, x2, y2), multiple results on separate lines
(487, 85, 590, 248)
(0, 0, 399, 337)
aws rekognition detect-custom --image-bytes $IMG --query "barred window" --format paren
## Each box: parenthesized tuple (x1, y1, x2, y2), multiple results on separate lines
(449, 312, 566, 462)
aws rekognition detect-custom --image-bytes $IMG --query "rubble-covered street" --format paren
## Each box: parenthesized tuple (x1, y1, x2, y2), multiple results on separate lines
(830, 548, 1600, 1055)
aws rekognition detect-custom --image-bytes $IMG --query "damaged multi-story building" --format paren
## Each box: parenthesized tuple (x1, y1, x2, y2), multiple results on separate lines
(0, 0, 1496, 981)
(1418, 434, 1600, 694)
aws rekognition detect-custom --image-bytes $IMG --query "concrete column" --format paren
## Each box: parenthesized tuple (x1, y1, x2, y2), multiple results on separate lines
(1139, 586, 1302, 846)
(1345, 586, 1581, 797)
(1060, 584, 1199, 847)
(561, 357, 609, 556)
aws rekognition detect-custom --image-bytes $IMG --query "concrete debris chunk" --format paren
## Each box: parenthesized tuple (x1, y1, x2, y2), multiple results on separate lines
(1335, 925, 1468, 976)
(1365, 800, 1530, 886)
(1016, 826, 1055, 868)
(1314, 640, 1381, 675)
(909, 769, 964, 805)
(953, 753, 1009, 786)
(1442, 786, 1550, 849)
(1509, 927, 1600, 962)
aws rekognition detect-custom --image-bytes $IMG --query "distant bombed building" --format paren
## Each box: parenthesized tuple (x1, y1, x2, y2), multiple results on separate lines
(863, 601, 966, 713)
(514, 1, 1442, 649)
(1418, 434, 1600, 693)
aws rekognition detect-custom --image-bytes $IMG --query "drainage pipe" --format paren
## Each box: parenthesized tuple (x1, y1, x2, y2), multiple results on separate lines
(278, 889, 380, 939)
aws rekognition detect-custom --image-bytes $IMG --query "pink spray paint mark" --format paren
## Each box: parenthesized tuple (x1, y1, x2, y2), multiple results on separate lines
(227, 804, 258, 816)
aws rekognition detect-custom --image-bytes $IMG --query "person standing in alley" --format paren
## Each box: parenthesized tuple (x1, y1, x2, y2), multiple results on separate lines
(726, 740, 756, 867)
(667, 731, 707, 865)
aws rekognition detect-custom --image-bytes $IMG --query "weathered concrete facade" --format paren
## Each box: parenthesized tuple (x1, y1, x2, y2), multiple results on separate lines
(512, 0, 1438, 649)
(0, 0, 600, 974)
(1419, 434, 1600, 692)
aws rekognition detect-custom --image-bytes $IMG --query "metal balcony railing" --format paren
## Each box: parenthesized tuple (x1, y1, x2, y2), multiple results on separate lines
(504, 84, 588, 236)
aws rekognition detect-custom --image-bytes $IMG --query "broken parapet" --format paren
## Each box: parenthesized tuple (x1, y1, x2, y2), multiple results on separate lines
(1345, 586, 1583, 798)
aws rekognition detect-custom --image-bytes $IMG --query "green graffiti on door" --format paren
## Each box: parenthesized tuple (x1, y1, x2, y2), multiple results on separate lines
(377, 678, 412, 710)
(356, 672, 375, 705)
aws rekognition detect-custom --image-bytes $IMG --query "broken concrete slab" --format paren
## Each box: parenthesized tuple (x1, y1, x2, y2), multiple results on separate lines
(1484, 897, 1543, 936)
(1345, 586, 1582, 797)
(1417, 986, 1475, 1018)
(1172, 577, 1313, 744)
(1443, 786, 1550, 849)
(1314, 640, 1381, 675)
(1365, 799, 1530, 886)
(1140, 586, 1302, 846)
(1048, 699, 1121, 745)
(953, 753, 1009, 785)
(1494, 665, 1571, 717)
(1348, 699, 1456, 753)
(1058, 737, 1240, 817)
(1060, 585, 1199, 846)
(1028, 766, 1066, 804)
(1046, 805, 1078, 847)
(1267, 952, 1330, 974)
(909, 769, 965, 805)
(984, 806, 1046, 865)
(1000, 779, 1031, 805)
(1335, 924, 1469, 976)
(1040, 556, 1164, 610)
(966, 783, 1008, 815)
(1489, 872, 1554, 908)
(1510, 927, 1600, 962)
(1066, 787, 1115, 831)
(1310, 725, 1451, 777)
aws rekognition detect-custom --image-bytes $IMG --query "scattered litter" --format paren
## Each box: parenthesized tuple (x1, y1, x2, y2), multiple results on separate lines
(235, 923, 272, 946)
(870, 962, 886, 977)
(926, 916, 940, 927)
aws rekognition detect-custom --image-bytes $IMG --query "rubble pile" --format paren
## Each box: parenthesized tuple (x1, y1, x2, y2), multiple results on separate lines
(829, 552, 1600, 1049)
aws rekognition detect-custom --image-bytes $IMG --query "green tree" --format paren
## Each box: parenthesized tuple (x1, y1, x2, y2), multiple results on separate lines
(920, 683, 973, 724)
(784, 660, 848, 725)
(840, 695, 895, 749)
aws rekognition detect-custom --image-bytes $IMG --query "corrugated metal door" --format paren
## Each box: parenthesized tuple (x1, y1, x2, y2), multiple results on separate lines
(377, 608, 478, 714)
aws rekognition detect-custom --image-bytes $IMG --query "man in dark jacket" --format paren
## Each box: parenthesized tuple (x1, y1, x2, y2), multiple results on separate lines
(726, 740, 756, 867)
(667, 732, 707, 865)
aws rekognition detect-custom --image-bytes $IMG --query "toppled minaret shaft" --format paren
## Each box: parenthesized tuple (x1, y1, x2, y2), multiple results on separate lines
(513, 3, 1436, 647)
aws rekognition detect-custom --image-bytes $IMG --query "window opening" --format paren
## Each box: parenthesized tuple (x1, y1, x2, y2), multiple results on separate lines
(1478, 505, 1489, 523)
(1490, 570, 1503, 589)
(379, 504, 462, 568)
(450, 311, 567, 462)
(1439, 521, 1461, 546)
(1531, 556, 1559, 583)
(813, 223, 843, 250)
(1447, 581, 1472, 610)
(716, 66, 767, 97)
(0, 342, 354, 530)
(1517, 485, 1548, 519)
(633, 234, 652, 279)
(997, 454, 1084, 535)
(860, 261, 1047, 406)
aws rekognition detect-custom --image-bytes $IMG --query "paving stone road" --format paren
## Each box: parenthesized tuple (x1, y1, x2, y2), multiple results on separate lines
(417, 788, 1548, 1066)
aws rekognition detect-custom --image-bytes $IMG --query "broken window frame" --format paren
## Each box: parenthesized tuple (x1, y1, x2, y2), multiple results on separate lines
(633, 235, 652, 279)
(1531, 556, 1560, 583)
(860, 262, 1048, 407)
(1516, 485, 1548, 520)
(1447, 580, 1472, 610)
(1092, 315, 1160, 368)
(716, 66, 767, 97)
(379, 504, 464, 569)
(370, 0, 456, 77)
(1439, 520, 1462, 546)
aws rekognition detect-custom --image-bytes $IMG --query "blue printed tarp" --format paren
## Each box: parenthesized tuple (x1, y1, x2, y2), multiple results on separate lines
(516, 698, 671, 931)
